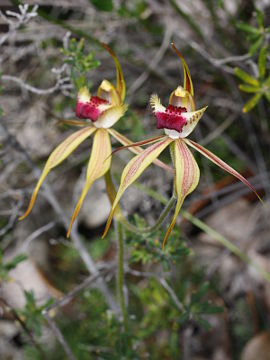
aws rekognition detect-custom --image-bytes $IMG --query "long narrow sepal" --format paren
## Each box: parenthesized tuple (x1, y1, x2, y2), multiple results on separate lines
(57, 119, 90, 127)
(108, 128, 174, 174)
(184, 139, 263, 203)
(19, 126, 96, 220)
(110, 135, 165, 156)
(103, 137, 173, 238)
(162, 140, 200, 249)
(171, 43, 194, 96)
(67, 128, 112, 237)
(101, 42, 126, 102)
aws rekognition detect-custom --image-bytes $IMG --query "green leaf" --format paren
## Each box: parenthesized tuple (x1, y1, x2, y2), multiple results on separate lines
(264, 75, 270, 86)
(256, 9, 264, 28)
(197, 317, 211, 330)
(5, 254, 27, 271)
(90, 0, 113, 11)
(234, 67, 259, 86)
(258, 45, 268, 79)
(202, 305, 224, 314)
(191, 282, 209, 303)
(237, 22, 261, 34)
(217, 0, 223, 7)
(249, 36, 263, 55)
(239, 84, 260, 93)
(177, 312, 190, 325)
(264, 92, 270, 103)
(242, 93, 263, 112)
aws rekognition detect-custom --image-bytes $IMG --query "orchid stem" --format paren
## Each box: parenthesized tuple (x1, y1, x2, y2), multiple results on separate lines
(114, 220, 128, 331)
(104, 170, 128, 330)
(120, 196, 176, 234)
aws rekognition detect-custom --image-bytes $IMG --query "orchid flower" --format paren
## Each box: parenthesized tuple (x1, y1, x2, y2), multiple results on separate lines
(19, 44, 169, 236)
(103, 43, 262, 249)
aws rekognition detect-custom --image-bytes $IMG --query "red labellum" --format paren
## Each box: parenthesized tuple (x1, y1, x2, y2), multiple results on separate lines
(76, 96, 108, 121)
(156, 105, 187, 132)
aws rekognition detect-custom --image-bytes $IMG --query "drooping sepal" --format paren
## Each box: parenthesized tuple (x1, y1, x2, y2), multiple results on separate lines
(67, 128, 112, 237)
(103, 137, 172, 238)
(108, 128, 174, 173)
(162, 140, 200, 248)
(19, 126, 96, 220)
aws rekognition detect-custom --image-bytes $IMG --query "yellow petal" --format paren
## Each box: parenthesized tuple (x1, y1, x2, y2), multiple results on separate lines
(169, 86, 195, 112)
(103, 137, 172, 238)
(67, 128, 112, 237)
(108, 129, 174, 174)
(162, 140, 200, 249)
(102, 42, 126, 102)
(94, 104, 128, 128)
(171, 43, 194, 96)
(97, 79, 120, 106)
(19, 126, 96, 220)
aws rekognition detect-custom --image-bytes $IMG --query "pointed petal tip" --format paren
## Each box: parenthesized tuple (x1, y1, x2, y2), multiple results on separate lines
(101, 42, 116, 57)
(103, 212, 114, 238)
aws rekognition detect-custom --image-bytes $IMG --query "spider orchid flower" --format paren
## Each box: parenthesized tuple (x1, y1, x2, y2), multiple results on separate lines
(103, 43, 262, 248)
(19, 44, 170, 236)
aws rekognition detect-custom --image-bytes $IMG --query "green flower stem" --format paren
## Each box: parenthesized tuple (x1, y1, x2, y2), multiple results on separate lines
(114, 220, 128, 330)
(120, 196, 176, 234)
(104, 169, 175, 234)
(104, 170, 128, 329)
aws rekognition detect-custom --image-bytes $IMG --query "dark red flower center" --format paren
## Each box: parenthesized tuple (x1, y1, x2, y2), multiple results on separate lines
(76, 96, 109, 121)
(155, 105, 187, 133)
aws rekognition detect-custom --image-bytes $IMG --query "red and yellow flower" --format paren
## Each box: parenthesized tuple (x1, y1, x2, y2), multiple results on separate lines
(19, 44, 168, 236)
(103, 43, 261, 248)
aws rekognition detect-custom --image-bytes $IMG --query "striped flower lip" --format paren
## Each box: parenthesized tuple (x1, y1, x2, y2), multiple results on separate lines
(155, 104, 188, 133)
(150, 94, 207, 139)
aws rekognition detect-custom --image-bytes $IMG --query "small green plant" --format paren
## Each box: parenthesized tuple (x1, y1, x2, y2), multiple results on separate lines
(61, 37, 100, 90)
(235, 45, 270, 112)
(237, 9, 270, 55)
(18, 290, 52, 338)
(0, 250, 27, 282)
(178, 282, 223, 330)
